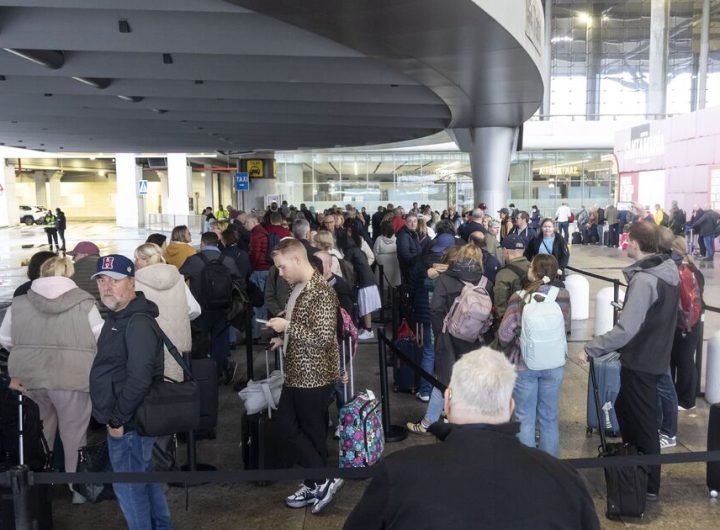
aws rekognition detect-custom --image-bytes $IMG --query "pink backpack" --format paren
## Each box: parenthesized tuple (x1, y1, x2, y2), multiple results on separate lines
(442, 276, 493, 342)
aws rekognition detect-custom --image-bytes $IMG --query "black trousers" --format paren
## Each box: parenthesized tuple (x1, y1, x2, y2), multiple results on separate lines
(45, 228, 58, 247)
(608, 223, 620, 247)
(615, 367, 662, 494)
(58, 229, 66, 249)
(671, 325, 700, 409)
(276, 384, 334, 487)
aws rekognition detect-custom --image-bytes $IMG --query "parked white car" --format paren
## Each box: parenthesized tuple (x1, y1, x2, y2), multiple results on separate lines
(19, 205, 47, 225)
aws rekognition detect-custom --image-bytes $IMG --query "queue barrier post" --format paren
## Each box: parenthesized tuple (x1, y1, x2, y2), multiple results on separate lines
(377, 328, 407, 443)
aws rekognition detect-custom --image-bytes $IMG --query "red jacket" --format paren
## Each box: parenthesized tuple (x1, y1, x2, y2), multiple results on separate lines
(266, 224, 292, 240)
(392, 215, 405, 234)
(249, 225, 271, 271)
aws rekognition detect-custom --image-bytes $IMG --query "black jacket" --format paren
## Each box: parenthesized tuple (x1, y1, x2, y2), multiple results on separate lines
(691, 209, 719, 237)
(525, 233, 570, 271)
(179, 248, 241, 303)
(329, 274, 354, 316)
(222, 244, 251, 286)
(343, 245, 376, 289)
(344, 422, 600, 530)
(458, 220, 487, 242)
(431, 263, 493, 385)
(89, 293, 163, 427)
(396, 226, 422, 282)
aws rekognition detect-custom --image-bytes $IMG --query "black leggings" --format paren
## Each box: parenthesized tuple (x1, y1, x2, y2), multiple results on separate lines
(45, 228, 58, 247)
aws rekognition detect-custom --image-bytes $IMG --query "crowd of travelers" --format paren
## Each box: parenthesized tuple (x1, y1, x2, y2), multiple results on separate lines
(0, 195, 713, 528)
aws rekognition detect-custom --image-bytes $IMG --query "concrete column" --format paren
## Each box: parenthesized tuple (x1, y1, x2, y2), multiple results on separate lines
(203, 164, 214, 211)
(542, 0, 552, 118)
(585, 6, 601, 120)
(647, 0, 669, 118)
(698, 0, 710, 110)
(34, 171, 47, 206)
(167, 153, 192, 215)
(156, 171, 169, 214)
(47, 171, 62, 210)
(449, 127, 516, 214)
(0, 162, 19, 227)
(115, 154, 144, 228)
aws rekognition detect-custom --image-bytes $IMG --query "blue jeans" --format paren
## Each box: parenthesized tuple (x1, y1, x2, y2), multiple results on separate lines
(250, 270, 269, 339)
(703, 235, 716, 260)
(513, 367, 565, 457)
(656, 370, 678, 437)
(424, 387, 445, 424)
(107, 431, 171, 530)
(557, 222, 569, 242)
(199, 312, 229, 375)
(418, 322, 435, 397)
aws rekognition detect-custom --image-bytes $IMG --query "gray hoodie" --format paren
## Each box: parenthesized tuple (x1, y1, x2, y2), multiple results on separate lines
(586, 254, 680, 375)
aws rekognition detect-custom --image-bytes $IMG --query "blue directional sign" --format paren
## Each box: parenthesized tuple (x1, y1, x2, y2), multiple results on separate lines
(234, 171, 249, 191)
(137, 179, 149, 195)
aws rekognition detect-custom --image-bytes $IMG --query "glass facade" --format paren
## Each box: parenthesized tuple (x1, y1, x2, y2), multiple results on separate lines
(275, 150, 617, 214)
(548, 0, 720, 118)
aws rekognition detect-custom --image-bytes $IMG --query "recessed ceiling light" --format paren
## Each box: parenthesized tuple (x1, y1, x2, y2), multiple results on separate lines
(117, 95, 143, 103)
(194, 80, 204, 85)
(152, 109, 168, 114)
(162, 53, 173, 64)
(72, 77, 111, 89)
(43, 93, 53, 97)
(118, 19, 131, 33)
(0, 75, 5, 81)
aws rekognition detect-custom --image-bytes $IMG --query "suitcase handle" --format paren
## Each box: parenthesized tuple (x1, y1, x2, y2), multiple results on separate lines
(589, 357, 608, 452)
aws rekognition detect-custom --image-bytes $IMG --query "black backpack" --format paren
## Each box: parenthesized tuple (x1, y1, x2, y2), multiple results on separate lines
(264, 230, 281, 264)
(197, 253, 234, 311)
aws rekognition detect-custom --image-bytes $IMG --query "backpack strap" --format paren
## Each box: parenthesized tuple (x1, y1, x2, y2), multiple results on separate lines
(478, 276, 488, 289)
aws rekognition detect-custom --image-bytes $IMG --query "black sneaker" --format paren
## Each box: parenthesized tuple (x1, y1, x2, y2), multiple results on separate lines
(311, 478, 344, 514)
(286, 483, 318, 508)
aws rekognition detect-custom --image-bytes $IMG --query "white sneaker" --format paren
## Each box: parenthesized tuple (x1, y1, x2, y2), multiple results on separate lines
(659, 433, 677, 449)
(311, 478, 344, 514)
(286, 483, 318, 508)
(415, 392, 430, 403)
(72, 491, 87, 505)
(357, 329, 375, 341)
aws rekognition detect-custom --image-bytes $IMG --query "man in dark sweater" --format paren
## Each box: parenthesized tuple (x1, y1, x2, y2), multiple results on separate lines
(583, 221, 680, 500)
(345, 347, 599, 529)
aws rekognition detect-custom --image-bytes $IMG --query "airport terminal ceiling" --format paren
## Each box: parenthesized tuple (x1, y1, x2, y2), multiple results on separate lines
(0, 0, 543, 154)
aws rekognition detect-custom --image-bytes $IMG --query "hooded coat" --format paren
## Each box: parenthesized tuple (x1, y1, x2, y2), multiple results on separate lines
(5, 277, 101, 392)
(586, 254, 680, 375)
(135, 263, 198, 381)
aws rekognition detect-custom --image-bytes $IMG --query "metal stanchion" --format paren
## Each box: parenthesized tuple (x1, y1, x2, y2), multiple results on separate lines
(612, 279, 620, 325)
(696, 312, 705, 397)
(377, 329, 407, 443)
(245, 309, 255, 381)
(10, 466, 31, 530)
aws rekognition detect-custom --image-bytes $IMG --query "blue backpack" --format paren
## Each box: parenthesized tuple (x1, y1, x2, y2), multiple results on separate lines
(519, 287, 567, 370)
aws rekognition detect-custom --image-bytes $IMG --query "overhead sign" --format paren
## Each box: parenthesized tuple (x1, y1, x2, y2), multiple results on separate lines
(246, 159, 264, 178)
(137, 179, 149, 195)
(234, 171, 249, 191)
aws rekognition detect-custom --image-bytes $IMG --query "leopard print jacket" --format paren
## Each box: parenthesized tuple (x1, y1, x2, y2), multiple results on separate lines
(284, 271, 340, 388)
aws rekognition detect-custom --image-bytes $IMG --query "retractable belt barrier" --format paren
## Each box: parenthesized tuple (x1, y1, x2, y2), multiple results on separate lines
(4, 450, 720, 489)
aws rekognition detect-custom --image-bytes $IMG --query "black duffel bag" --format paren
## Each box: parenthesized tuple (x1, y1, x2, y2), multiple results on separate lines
(129, 316, 201, 437)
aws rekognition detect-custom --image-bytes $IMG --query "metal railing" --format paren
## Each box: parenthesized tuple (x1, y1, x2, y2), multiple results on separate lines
(146, 214, 203, 234)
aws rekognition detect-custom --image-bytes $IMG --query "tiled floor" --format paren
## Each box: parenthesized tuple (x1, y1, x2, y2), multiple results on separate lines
(1, 223, 719, 529)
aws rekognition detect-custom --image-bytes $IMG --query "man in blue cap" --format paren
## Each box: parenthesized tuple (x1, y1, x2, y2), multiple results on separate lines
(89, 254, 171, 529)
(493, 234, 531, 319)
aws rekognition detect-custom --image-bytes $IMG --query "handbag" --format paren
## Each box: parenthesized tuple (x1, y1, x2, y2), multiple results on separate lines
(238, 349, 284, 418)
(128, 315, 201, 437)
(74, 441, 115, 503)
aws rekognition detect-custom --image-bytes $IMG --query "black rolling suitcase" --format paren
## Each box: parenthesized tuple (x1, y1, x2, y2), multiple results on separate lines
(708, 403, 720, 495)
(590, 359, 647, 520)
(191, 358, 218, 439)
(241, 349, 286, 475)
(0, 392, 53, 530)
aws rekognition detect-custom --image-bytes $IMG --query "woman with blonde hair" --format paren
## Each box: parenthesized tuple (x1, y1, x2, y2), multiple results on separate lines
(134, 243, 201, 381)
(0, 256, 103, 503)
(314, 229, 345, 278)
(497, 254, 571, 456)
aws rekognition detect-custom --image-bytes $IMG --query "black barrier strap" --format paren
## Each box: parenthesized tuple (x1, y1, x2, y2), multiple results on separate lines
(377, 329, 447, 393)
(565, 265, 627, 287)
(4, 450, 720, 487)
(705, 304, 720, 314)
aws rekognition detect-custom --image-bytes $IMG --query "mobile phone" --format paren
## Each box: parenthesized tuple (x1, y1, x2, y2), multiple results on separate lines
(256, 318, 269, 324)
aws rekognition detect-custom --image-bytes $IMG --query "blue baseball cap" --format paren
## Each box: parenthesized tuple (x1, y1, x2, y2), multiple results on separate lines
(501, 234, 526, 250)
(91, 254, 135, 280)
